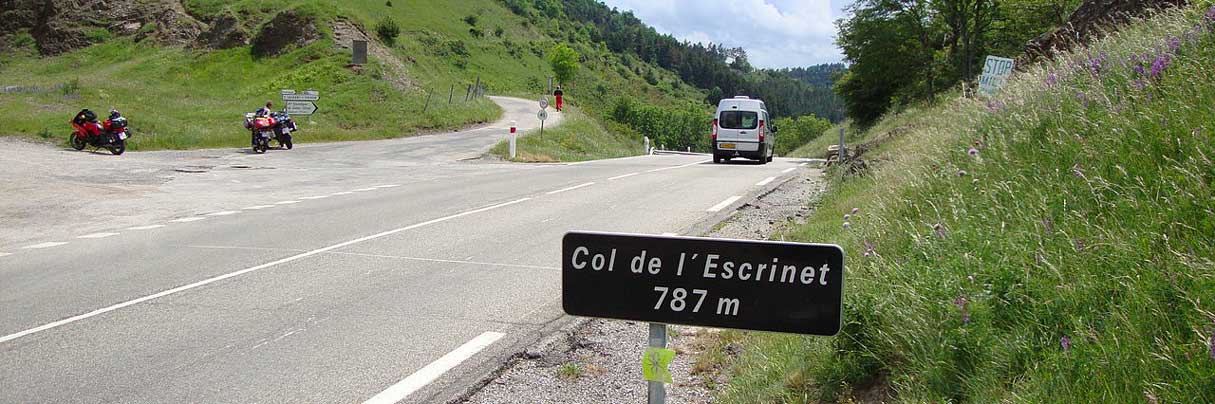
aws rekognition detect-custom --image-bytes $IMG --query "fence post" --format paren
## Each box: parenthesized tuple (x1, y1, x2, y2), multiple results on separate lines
(448, 84, 455, 104)
(423, 91, 432, 113)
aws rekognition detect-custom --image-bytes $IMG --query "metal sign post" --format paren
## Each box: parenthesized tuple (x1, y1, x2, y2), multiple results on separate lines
(647, 323, 667, 404)
(537, 109, 548, 140)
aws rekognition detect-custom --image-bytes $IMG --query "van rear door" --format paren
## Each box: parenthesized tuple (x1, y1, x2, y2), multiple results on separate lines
(717, 109, 760, 145)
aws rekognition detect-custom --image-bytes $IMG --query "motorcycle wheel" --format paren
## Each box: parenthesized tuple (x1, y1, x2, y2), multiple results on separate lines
(69, 133, 86, 151)
(108, 139, 126, 155)
(282, 134, 293, 150)
(254, 142, 268, 154)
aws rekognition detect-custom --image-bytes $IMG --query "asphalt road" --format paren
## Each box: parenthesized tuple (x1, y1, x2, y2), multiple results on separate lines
(0, 96, 813, 403)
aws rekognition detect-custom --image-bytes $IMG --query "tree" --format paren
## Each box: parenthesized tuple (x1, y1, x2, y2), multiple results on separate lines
(549, 43, 581, 84)
(375, 17, 400, 46)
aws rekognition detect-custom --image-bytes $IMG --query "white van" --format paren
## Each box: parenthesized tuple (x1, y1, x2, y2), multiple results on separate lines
(711, 96, 774, 164)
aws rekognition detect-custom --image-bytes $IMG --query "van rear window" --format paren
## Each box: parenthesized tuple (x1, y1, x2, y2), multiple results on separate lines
(719, 111, 758, 129)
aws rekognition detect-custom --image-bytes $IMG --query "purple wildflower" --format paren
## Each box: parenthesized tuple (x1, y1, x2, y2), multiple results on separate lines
(1076, 91, 1089, 107)
(1088, 52, 1107, 75)
(1045, 72, 1058, 87)
(851, 207, 860, 215)
(1074, 238, 1086, 252)
(1132, 79, 1148, 91)
(1166, 36, 1182, 54)
(844, 214, 852, 220)
(1150, 54, 1172, 80)
(1041, 218, 1054, 234)
(1072, 164, 1084, 178)
(862, 239, 876, 257)
(843, 221, 851, 229)
(967, 147, 979, 157)
(957, 169, 968, 177)
(1061, 335, 1072, 352)
(1206, 5, 1215, 24)
(954, 296, 970, 325)
(1132, 63, 1146, 76)
(933, 223, 948, 239)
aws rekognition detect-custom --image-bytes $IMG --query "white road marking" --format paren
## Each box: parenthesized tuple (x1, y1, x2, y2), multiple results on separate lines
(607, 172, 639, 181)
(661, 233, 679, 236)
(707, 196, 742, 213)
(0, 252, 13, 257)
(77, 232, 119, 239)
(128, 225, 166, 230)
(170, 217, 206, 223)
(352, 188, 378, 192)
(546, 182, 595, 195)
(274, 200, 301, 205)
(646, 159, 711, 173)
(374, 184, 401, 188)
(782, 167, 796, 174)
(22, 242, 68, 249)
(363, 331, 506, 404)
(331, 191, 355, 196)
(326, 251, 557, 271)
(243, 205, 274, 210)
(299, 196, 330, 200)
(206, 211, 239, 216)
(0, 198, 531, 344)
(799, 163, 808, 167)
(756, 176, 777, 186)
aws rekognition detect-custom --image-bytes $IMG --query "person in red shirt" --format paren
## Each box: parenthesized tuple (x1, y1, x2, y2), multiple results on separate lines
(553, 86, 564, 112)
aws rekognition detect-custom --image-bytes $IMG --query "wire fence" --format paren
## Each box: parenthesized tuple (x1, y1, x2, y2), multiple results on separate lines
(421, 76, 488, 113)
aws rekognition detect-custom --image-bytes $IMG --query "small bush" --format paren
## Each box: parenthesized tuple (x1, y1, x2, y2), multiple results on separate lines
(462, 15, 478, 26)
(493, 26, 505, 37)
(385, 0, 392, 6)
(375, 17, 400, 46)
(469, 27, 484, 38)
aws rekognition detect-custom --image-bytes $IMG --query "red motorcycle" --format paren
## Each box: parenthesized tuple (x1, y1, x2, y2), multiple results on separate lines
(243, 111, 296, 154)
(70, 109, 130, 155)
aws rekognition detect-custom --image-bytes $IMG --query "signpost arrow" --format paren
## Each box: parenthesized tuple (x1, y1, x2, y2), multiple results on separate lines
(284, 101, 318, 115)
(282, 93, 320, 102)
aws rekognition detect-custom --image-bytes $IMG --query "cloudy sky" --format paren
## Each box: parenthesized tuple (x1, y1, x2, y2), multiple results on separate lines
(599, 0, 854, 69)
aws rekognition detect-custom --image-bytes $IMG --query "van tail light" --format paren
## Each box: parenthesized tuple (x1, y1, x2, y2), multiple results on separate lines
(711, 119, 718, 141)
(758, 121, 766, 142)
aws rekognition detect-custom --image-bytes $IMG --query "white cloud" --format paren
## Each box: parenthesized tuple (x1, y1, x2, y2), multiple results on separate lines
(600, 0, 852, 68)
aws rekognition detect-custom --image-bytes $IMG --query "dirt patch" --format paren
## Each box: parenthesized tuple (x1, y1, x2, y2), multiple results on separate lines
(463, 168, 828, 403)
(251, 10, 320, 58)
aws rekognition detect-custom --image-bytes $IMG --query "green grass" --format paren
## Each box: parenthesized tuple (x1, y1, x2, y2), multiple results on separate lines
(719, 6, 1215, 403)
(488, 105, 642, 162)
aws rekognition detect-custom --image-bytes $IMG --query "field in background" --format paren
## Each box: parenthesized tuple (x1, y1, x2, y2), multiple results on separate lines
(718, 6, 1215, 403)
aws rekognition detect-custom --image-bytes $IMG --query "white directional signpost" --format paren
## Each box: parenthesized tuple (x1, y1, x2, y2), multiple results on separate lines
(977, 56, 1015, 96)
(562, 232, 845, 404)
(280, 89, 321, 119)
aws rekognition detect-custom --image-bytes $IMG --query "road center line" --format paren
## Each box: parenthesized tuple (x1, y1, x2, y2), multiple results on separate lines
(546, 182, 595, 195)
(756, 176, 777, 186)
(128, 224, 166, 230)
(0, 252, 13, 257)
(331, 191, 355, 196)
(77, 232, 119, 239)
(206, 211, 239, 216)
(782, 167, 796, 174)
(374, 184, 401, 188)
(707, 196, 742, 213)
(243, 205, 274, 210)
(363, 331, 506, 404)
(325, 251, 557, 271)
(22, 242, 68, 249)
(171, 217, 206, 223)
(646, 159, 711, 173)
(0, 198, 531, 345)
(607, 172, 639, 181)
(299, 196, 330, 200)
(274, 201, 301, 205)
(352, 188, 378, 192)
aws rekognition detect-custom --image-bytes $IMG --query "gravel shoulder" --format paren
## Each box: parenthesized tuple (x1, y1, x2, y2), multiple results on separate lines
(462, 167, 828, 404)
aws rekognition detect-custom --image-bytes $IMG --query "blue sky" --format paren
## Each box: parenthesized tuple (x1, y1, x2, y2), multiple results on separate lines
(599, 0, 854, 69)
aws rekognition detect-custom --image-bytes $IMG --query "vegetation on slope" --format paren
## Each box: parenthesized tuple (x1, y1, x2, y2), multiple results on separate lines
(720, 6, 1215, 402)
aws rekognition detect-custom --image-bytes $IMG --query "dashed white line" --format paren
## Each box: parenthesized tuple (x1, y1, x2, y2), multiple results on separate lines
(326, 252, 557, 271)
(299, 196, 330, 200)
(546, 182, 595, 195)
(170, 217, 206, 223)
(206, 211, 239, 216)
(331, 191, 354, 196)
(707, 196, 742, 212)
(77, 232, 119, 239)
(128, 224, 166, 230)
(646, 159, 711, 173)
(362, 331, 506, 404)
(374, 184, 401, 188)
(243, 205, 274, 210)
(0, 198, 531, 344)
(0, 252, 13, 258)
(756, 176, 777, 186)
(22, 242, 68, 250)
(352, 188, 378, 192)
(608, 172, 639, 181)
(274, 200, 301, 205)
(782, 167, 796, 174)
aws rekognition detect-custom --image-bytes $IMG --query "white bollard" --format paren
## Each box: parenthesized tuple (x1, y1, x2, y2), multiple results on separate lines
(509, 120, 518, 159)
(643, 136, 650, 155)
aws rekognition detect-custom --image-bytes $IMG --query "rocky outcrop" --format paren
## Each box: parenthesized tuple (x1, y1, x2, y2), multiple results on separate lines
(250, 10, 320, 58)
(1023, 0, 1188, 63)
(196, 12, 249, 49)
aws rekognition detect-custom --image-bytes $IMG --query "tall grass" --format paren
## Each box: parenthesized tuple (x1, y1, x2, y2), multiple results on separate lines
(721, 5, 1215, 403)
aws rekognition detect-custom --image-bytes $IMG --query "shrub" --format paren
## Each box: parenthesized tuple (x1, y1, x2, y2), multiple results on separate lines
(463, 15, 478, 26)
(493, 26, 505, 37)
(375, 17, 400, 46)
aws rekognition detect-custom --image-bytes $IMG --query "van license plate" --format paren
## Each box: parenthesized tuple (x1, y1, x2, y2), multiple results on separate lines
(719, 143, 736, 150)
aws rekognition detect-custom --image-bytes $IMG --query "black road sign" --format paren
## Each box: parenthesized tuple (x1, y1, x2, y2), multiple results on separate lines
(562, 231, 844, 336)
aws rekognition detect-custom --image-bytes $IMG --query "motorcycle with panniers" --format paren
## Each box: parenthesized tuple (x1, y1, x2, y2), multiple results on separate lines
(70, 109, 130, 155)
(244, 111, 297, 154)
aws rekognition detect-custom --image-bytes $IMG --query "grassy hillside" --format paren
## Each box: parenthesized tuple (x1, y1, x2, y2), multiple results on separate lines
(488, 105, 641, 162)
(719, 5, 1215, 402)
(0, 0, 706, 151)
